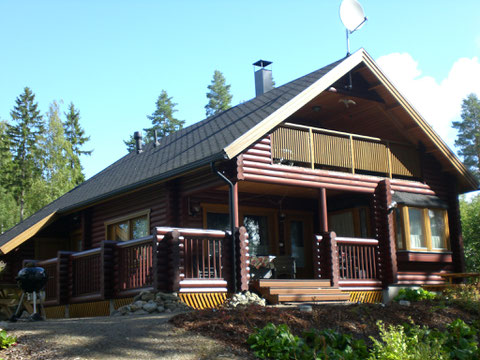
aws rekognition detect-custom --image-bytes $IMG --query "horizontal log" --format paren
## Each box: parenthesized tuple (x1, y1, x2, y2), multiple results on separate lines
(69, 293, 103, 304)
(156, 227, 226, 238)
(396, 251, 452, 263)
(252, 143, 271, 152)
(243, 166, 379, 189)
(336, 238, 379, 246)
(244, 148, 271, 158)
(243, 173, 375, 193)
(115, 286, 154, 298)
(116, 236, 155, 248)
(71, 248, 101, 259)
(259, 137, 271, 145)
(391, 185, 435, 195)
(242, 153, 272, 164)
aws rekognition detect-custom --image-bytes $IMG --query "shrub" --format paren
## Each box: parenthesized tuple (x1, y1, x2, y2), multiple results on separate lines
(247, 323, 369, 359)
(441, 285, 480, 315)
(0, 329, 16, 349)
(394, 288, 436, 302)
(247, 323, 301, 360)
(370, 321, 448, 359)
(444, 319, 479, 359)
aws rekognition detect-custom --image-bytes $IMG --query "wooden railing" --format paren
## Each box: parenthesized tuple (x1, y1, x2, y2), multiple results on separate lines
(22, 226, 249, 305)
(182, 230, 225, 279)
(271, 123, 421, 178)
(336, 237, 379, 281)
(115, 236, 155, 296)
(70, 248, 102, 301)
(37, 258, 58, 303)
(313, 232, 382, 288)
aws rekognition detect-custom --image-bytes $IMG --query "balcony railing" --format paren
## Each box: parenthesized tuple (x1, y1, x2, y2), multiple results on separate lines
(271, 123, 421, 178)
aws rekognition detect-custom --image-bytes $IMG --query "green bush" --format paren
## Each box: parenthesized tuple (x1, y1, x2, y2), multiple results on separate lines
(370, 321, 448, 359)
(444, 319, 479, 359)
(0, 329, 16, 349)
(247, 319, 479, 360)
(394, 288, 437, 302)
(247, 323, 368, 359)
(440, 285, 480, 315)
(247, 323, 301, 360)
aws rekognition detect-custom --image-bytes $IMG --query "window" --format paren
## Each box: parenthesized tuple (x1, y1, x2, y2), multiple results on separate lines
(395, 206, 449, 251)
(105, 210, 150, 241)
(328, 207, 370, 238)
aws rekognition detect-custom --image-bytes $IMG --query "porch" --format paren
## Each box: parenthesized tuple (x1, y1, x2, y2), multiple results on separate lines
(1, 224, 386, 316)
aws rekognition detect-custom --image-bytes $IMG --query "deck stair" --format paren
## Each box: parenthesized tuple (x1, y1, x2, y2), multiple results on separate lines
(251, 279, 350, 304)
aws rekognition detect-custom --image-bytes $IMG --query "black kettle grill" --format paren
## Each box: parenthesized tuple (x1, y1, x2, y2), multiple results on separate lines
(10, 266, 48, 321)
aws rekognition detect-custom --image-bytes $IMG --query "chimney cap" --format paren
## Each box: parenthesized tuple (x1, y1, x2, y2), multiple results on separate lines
(253, 60, 272, 68)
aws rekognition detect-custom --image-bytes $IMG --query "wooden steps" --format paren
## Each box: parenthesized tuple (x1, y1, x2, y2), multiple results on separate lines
(251, 279, 350, 304)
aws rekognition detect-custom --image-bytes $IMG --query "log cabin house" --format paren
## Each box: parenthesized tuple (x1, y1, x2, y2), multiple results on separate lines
(0, 49, 477, 314)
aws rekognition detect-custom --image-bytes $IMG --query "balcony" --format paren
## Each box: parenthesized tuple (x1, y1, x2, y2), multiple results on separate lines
(271, 123, 421, 179)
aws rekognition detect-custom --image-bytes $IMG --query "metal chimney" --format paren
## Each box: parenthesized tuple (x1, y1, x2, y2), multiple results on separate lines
(253, 60, 273, 96)
(134, 131, 143, 154)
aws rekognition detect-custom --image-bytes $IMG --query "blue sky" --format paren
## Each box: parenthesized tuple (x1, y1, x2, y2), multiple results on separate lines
(1, 0, 479, 179)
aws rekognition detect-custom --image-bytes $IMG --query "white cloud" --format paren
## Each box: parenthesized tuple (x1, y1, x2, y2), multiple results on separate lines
(376, 53, 480, 151)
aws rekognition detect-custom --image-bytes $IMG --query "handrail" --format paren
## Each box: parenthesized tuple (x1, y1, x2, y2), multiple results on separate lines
(157, 227, 226, 238)
(116, 235, 155, 248)
(70, 247, 101, 259)
(283, 122, 412, 147)
(38, 258, 58, 266)
(336, 237, 379, 245)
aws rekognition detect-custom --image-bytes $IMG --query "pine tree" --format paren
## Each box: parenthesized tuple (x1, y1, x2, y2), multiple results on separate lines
(25, 101, 78, 213)
(64, 103, 91, 184)
(453, 93, 480, 181)
(7, 87, 45, 221)
(205, 70, 232, 117)
(0, 120, 18, 232)
(124, 90, 184, 152)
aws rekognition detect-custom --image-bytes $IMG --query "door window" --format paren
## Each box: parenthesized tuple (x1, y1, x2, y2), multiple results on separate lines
(244, 215, 269, 256)
(290, 220, 305, 268)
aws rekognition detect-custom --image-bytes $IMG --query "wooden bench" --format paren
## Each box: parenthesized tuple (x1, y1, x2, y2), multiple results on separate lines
(439, 272, 480, 284)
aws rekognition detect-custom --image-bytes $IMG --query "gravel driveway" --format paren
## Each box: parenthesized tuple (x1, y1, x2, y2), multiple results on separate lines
(0, 312, 244, 360)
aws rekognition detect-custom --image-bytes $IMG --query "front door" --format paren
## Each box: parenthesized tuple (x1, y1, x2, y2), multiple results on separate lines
(285, 214, 313, 278)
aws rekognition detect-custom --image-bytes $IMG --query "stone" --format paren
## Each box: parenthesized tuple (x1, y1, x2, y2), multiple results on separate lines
(298, 304, 312, 312)
(143, 301, 158, 313)
(134, 309, 148, 315)
(156, 306, 165, 313)
(141, 292, 155, 302)
(398, 300, 411, 306)
(0, 321, 9, 330)
(111, 310, 122, 317)
(130, 300, 145, 311)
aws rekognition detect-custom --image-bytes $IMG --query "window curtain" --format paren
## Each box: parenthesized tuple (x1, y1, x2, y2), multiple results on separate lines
(329, 212, 355, 237)
(408, 208, 425, 248)
(429, 209, 445, 249)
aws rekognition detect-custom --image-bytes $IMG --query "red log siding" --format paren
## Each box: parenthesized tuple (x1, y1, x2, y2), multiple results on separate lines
(89, 183, 168, 248)
(237, 135, 462, 286)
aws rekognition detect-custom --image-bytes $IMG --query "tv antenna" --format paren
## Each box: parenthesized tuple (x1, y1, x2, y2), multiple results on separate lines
(340, 0, 367, 56)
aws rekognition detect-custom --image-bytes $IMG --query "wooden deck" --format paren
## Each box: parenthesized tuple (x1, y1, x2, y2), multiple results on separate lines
(251, 279, 350, 304)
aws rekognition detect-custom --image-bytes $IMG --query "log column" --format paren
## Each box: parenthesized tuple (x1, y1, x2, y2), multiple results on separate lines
(235, 226, 250, 291)
(447, 176, 466, 273)
(319, 188, 328, 233)
(373, 179, 398, 286)
(167, 230, 181, 292)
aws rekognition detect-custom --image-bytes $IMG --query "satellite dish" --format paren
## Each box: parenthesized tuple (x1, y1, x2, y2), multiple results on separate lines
(339, 0, 367, 56)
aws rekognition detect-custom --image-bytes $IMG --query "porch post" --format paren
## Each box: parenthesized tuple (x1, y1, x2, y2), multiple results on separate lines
(373, 179, 398, 286)
(233, 182, 239, 227)
(319, 188, 328, 233)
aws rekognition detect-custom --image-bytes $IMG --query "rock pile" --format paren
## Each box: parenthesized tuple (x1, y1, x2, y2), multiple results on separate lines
(223, 291, 266, 308)
(113, 291, 191, 316)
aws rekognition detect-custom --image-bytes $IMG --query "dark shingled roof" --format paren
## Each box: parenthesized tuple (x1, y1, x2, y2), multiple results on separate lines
(0, 57, 344, 248)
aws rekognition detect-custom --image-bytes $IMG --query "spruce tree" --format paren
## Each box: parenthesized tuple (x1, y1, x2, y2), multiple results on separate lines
(25, 101, 77, 213)
(0, 120, 18, 232)
(64, 103, 91, 184)
(7, 87, 45, 221)
(124, 90, 184, 152)
(453, 93, 480, 181)
(205, 70, 232, 117)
